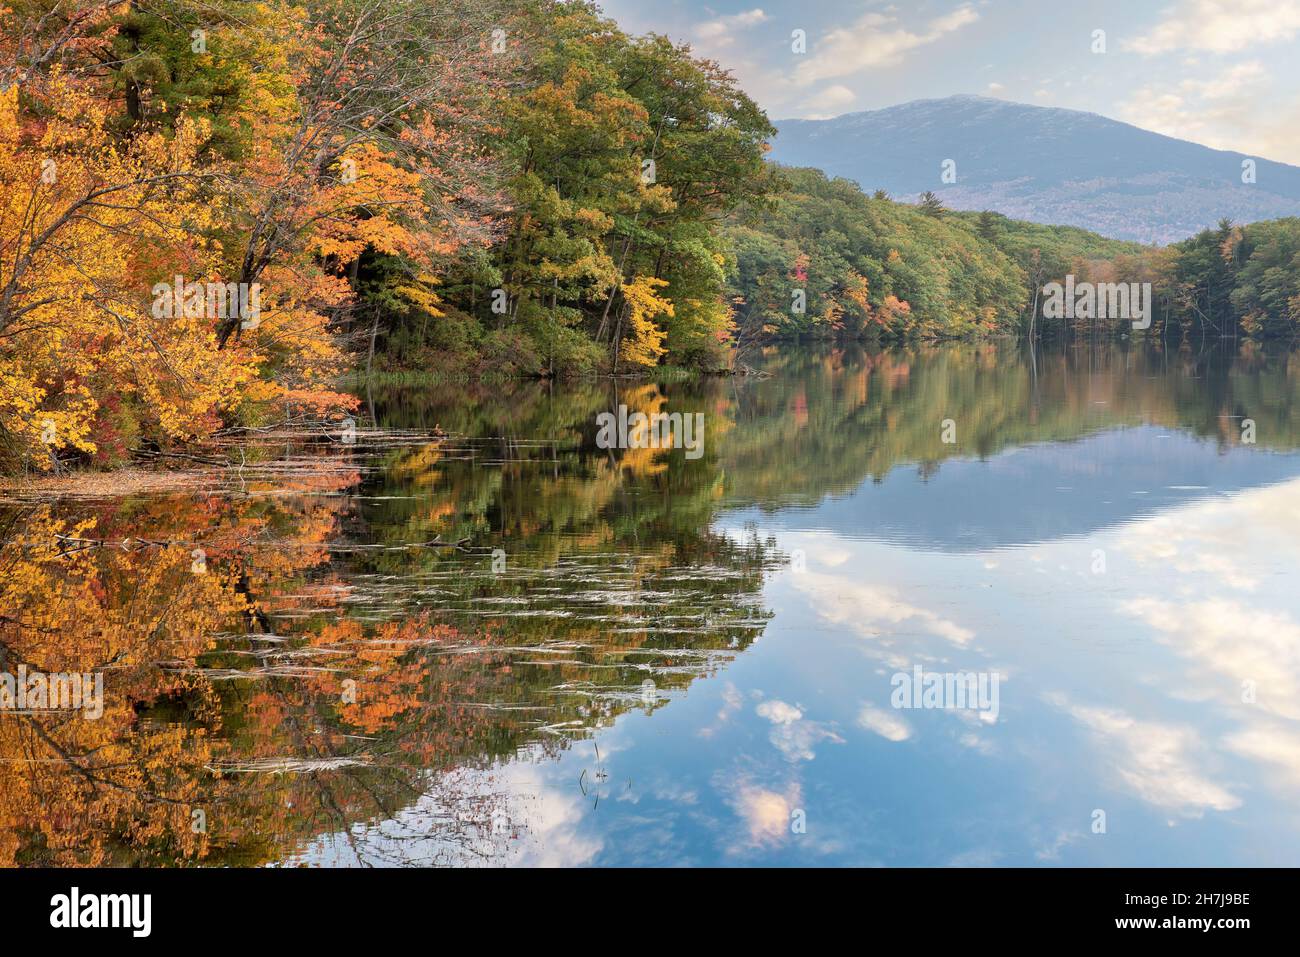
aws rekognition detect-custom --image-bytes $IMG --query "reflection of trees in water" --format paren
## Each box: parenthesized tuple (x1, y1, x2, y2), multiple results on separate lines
(0, 410, 776, 866)
(3, 339, 1293, 866)
(720, 340, 1300, 508)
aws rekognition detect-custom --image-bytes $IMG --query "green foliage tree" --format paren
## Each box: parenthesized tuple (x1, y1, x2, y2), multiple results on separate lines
(917, 190, 947, 218)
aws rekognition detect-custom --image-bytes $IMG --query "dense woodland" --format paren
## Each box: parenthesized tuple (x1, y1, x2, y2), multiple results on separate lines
(2, 0, 1299, 473)
(725, 169, 1300, 349)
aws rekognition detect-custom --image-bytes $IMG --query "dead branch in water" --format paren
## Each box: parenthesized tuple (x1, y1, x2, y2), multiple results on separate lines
(329, 536, 473, 553)
(49, 532, 472, 554)
(128, 448, 231, 466)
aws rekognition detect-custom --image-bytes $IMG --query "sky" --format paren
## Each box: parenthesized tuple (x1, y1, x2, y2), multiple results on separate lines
(594, 0, 1300, 165)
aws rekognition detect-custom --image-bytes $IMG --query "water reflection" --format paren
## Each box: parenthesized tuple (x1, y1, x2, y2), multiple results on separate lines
(2, 341, 1299, 866)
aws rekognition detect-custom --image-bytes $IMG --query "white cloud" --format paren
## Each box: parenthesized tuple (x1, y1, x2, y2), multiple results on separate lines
(1187, 60, 1268, 99)
(1117, 59, 1300, 165)
(695, 8, 769, 48)
(958, 731, 995, 755)
(1034, 829, 1082, 861)
(729, 782, 797, 846)
(1113, 480, 1300, 721)
(1052, 696, 1241, 816)
(1118, 62, 1270, 150)
(802, 83, 857, 119)
(1121, 596, 1300, 721)
(756, 699, 802, 724)
(288, 758, 604, 866)
(699, 682, 745, 738)
(794, 5, 980, 85)
(757, 699, 844, 761)
(714, 769, 803, 851)
(1128, 0, 1300, 55)
(793, 572, 976, 648)
(1225, 723, 1300, 787)
(857, 703, 912, 742)
(1120, 474, 1300, 571)
(718, 681, 744, 718)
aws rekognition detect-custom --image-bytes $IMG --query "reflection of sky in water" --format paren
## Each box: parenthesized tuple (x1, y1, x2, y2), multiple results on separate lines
(294, 426, 1300, 867)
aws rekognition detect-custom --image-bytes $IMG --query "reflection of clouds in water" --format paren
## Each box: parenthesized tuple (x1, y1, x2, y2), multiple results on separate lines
(756, 699, 845, 761)
(1106, 479, 1300, 794)
(1034, 829, 1082, 862)
(792, 570, 975, 648)
(1224, 723, 1300, 787)
(1001, 476, 1300, 815)
(707, 695, 847, 855)
(705, 695, 845, 856)
(1122, 597, 1300, 720)
(958, 731, 996, 755)
(1048, 693, 1241, 818)
(496, 764, 605, 866)
(781, 535, 1004, 749)
(817, 547, 854, 567)
(857, 703, 912, 742)
(288, 756, 604, 867)
(1117, 477, 1300, 593)
(945, 847, 1003, 867)
(698, 681, 745, 738)
(714, 769, 802, 851)
(733, 786, 795, 846)
(756, 699, 801, 724)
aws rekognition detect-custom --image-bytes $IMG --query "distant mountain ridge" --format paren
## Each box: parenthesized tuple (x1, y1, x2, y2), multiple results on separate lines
(771, 95, 1300, 244)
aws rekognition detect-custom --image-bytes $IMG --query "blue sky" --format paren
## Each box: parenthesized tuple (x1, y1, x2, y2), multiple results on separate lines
(595, 0, 1300, 164)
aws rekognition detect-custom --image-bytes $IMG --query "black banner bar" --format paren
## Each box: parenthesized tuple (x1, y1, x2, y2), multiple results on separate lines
(1, 866, 1281, 944)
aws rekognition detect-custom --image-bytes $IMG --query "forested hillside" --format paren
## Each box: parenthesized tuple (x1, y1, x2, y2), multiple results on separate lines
(725, 167, 1300, 347)
(2, 0, 1299, 475)
(723, 167, 1141, 348)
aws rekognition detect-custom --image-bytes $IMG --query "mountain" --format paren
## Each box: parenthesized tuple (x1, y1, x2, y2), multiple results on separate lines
(770, 95, 1300, 244)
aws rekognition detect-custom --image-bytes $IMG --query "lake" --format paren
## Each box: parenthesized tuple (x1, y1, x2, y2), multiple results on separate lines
(2, 340, 1299, 866)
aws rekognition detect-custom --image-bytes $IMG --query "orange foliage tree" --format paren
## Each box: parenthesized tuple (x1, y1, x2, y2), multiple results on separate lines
(0, 0, 513, 472)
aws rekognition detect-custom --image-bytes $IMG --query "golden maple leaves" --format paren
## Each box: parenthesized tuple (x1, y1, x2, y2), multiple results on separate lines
(0, 2, 493, 472)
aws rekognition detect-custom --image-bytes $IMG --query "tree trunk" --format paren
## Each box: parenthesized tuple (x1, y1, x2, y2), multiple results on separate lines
(367, 308, 381, 379)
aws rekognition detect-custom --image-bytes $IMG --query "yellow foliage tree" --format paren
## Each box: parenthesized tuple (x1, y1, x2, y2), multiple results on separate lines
(0, 79, 259, 468)
(618, 275, 673, 368)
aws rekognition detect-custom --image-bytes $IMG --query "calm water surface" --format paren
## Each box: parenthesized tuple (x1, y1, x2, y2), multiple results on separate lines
(3, 342, 1299, 866)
